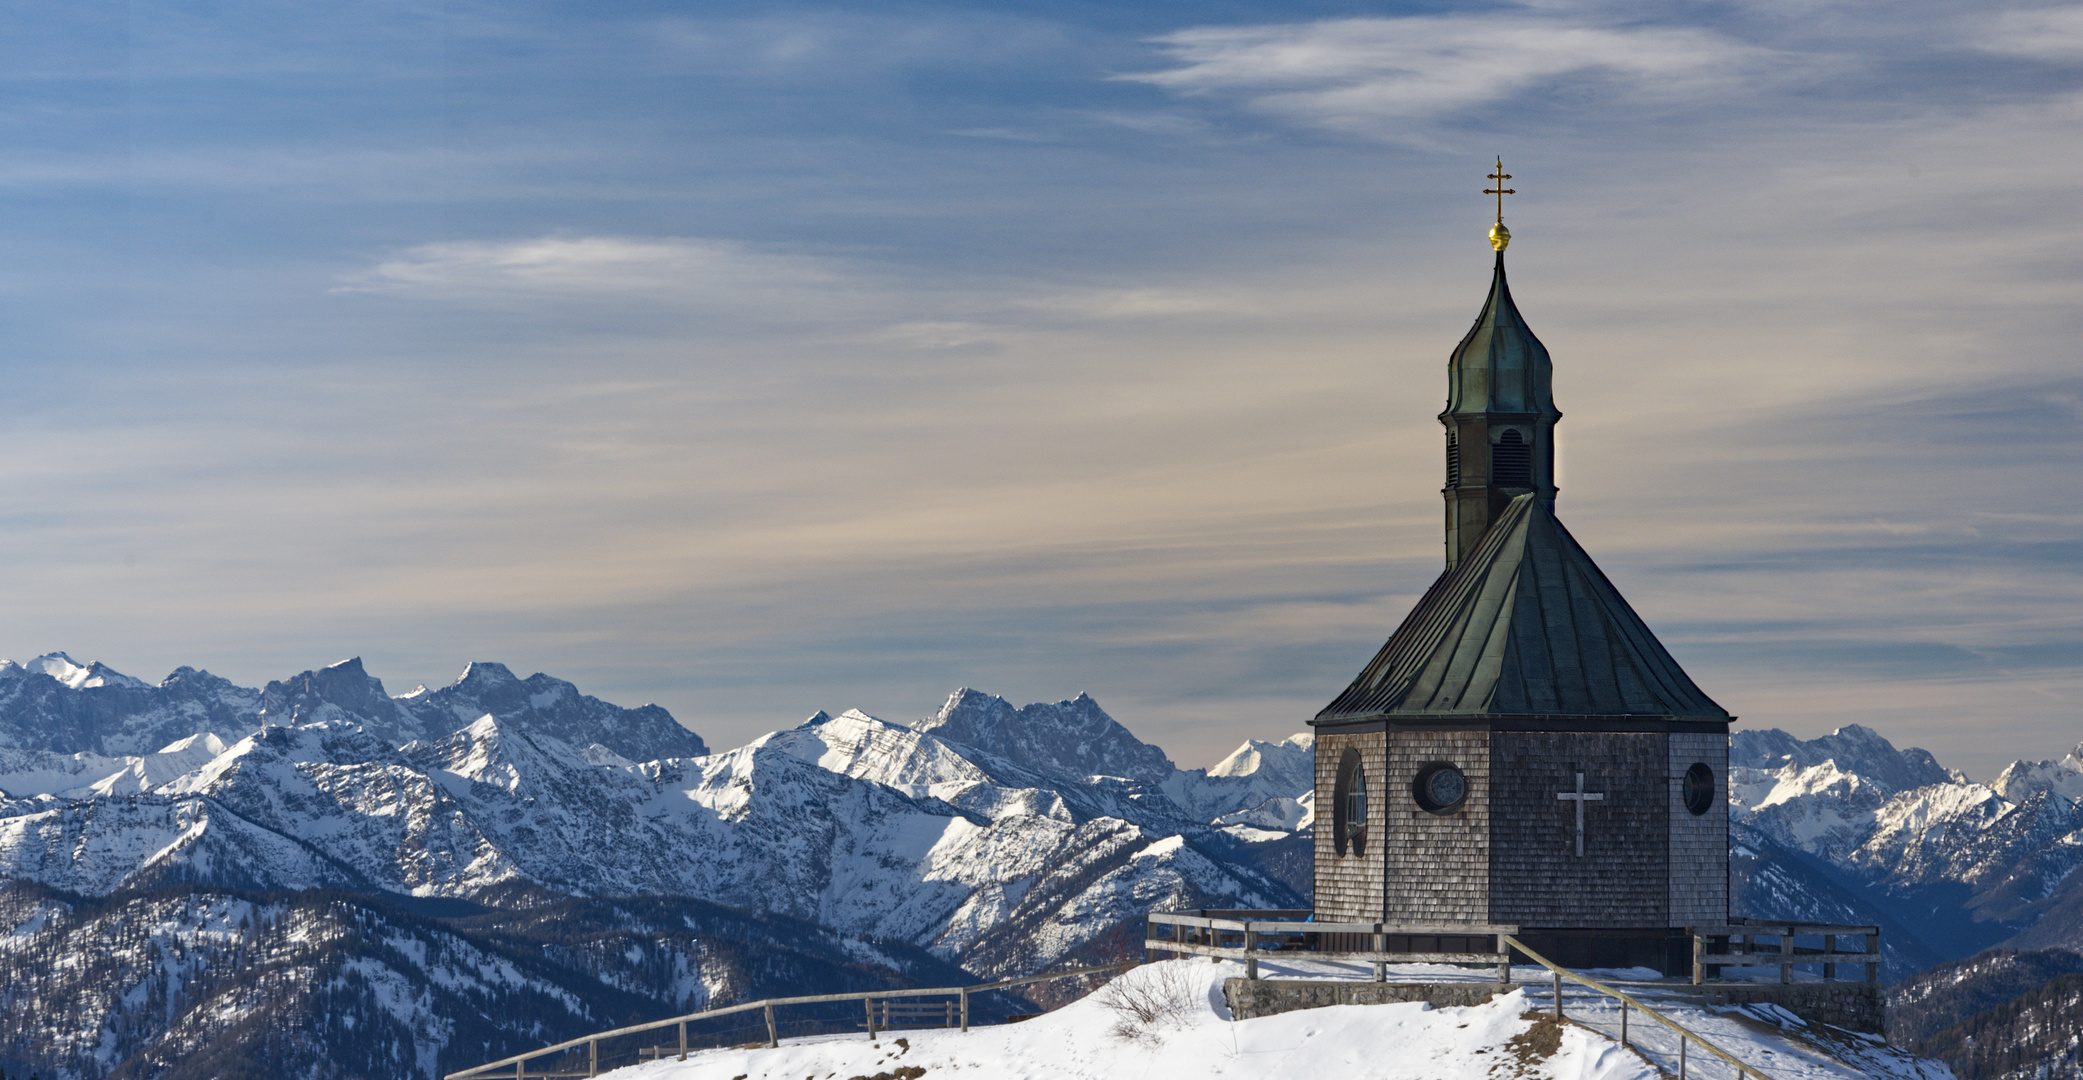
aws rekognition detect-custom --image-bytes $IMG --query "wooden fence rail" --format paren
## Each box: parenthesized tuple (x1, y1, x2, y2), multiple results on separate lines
(1145, 911, 1519, 982)
(443, 960, 1137, 1080)
(1503, 933, 1776, 1080)
(1694, 920, 1882, 985)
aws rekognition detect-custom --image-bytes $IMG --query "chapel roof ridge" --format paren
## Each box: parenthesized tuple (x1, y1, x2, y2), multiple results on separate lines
(1316, 493, 1732, 725)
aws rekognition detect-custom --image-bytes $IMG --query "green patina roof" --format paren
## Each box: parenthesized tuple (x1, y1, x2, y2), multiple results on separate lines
(1446, 253, 1555, 418)
(1317, 493, 1730, 724)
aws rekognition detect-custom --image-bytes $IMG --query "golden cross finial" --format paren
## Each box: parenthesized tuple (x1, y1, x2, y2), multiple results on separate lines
(1484, 156, 1515, 251)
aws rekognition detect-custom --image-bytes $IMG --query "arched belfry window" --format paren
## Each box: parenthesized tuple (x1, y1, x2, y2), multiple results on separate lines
(1445, 430, 1460, 487)
(1491, 429, 1532, 487)
(1332, 749, 1368, 857)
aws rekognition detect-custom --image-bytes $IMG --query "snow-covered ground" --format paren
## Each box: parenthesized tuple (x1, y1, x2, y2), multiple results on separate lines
(602, 961, 1952, 1080)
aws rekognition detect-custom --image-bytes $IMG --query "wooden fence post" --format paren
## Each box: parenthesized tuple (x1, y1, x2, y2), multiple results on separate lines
(1822, 934, 1836, 980)
(678, 1020, 687, 1061)
(1619, 1000, 1628, 1048)
(1678, 1035, 1687, 1080)
(1494, 933, 1508, 985)
(588, 1038, 598, 1078)
(960, 987, 970, 1032)
(1692, 930, 1704, 986)
(1866, 931, 1880, 984)
(1551, 970, 1562, 1019)
(1245, 929, 1259, 980)
(1779, 930, 1793, 985)
(865, 997, 877, 1039)
(765, 1003, 778, 1048)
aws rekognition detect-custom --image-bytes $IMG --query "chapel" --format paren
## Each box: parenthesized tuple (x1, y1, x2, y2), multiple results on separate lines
(1308, 162, 1732, 974)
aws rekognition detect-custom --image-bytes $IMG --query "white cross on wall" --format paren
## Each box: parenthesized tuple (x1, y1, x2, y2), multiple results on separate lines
(1555, 771, 1606, 857)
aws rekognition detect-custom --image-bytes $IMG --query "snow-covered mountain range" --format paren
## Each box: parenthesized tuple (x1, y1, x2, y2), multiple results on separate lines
(1729, 724, 2083, 964)
(0, 654, 1306, 985)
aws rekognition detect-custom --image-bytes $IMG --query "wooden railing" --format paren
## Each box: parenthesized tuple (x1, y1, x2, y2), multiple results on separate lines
(449, 914, 1877, 1079)
(442, 961, 1136, 1080)
(1505, 933, 1776, 1080)
(1146, 910, 1880, 987)
(1145, 910, 1518, 982)
(1692, 919, 1881, 984)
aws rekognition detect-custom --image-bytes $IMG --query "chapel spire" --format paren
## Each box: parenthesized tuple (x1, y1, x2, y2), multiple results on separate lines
(1441, 158, 1560, 571)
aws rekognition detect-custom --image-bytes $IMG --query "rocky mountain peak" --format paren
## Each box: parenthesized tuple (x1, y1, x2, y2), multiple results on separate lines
(1732, 723, 1954, 796)
(258, 657, 406, 735)
(453, 660, 520, 688)
(911, 688, 1174, 784)
(394, 662, 706, 763)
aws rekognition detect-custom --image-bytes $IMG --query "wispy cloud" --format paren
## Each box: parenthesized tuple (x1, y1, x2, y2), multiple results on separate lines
(1979, 5, 2083, 58)
(1126, 13, 1781, 134)
(335, 235, 845, 305)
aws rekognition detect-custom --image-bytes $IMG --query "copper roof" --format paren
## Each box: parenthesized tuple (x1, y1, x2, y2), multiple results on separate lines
(1446, 253, 1554, 419)
(1317, 494, 1731, 724)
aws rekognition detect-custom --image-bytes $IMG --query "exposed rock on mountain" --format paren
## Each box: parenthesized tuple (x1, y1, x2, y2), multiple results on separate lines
(1163, 734, 1313, 823)
(0, 669, 1300, 986)
(1729, 725, 2083, 960)
(911, 689, 1174, 785)
(396, 661, 707, 763)
(0, 655, 260, 756)
(1734, 724, 1959, 793)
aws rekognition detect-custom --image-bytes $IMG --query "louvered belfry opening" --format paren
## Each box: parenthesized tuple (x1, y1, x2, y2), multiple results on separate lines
(1445, 430, 1460, 487)
(1491, 429, 1532, 487)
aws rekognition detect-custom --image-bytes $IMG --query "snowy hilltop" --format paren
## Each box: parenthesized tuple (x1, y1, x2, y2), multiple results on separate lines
(597, 960, 1947, 1080)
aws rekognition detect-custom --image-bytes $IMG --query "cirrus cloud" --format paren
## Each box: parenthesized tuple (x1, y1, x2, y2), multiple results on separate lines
(1126, 14, 1786, 134)
(333, 234, 845, 305)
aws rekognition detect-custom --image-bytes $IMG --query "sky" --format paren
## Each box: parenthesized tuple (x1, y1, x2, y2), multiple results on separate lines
(0, 0, 2077, 781)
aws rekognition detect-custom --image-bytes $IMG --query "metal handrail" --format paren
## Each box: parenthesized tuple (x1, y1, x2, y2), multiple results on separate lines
(1501, 934, 1775, 1080)
(443, 960, 1137, 1080)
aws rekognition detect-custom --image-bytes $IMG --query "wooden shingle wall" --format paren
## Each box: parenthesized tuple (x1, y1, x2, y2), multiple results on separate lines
(1381, 729, 1492, 923)
(1488, 731, 1668, 927)
(1668, 731, 1730, 926)
(1312, 730, 1387, 921)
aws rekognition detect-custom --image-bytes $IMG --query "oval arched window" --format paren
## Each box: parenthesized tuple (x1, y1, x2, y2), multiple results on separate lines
(1491, 429, 1532, 487)
(1413, 762, 1468, 814)
(1684, 763, 1715, 816)
(1333, 749, 1368, 856)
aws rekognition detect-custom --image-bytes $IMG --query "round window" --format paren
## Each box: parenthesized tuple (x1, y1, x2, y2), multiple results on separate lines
(1413, 763, 1468, 814)
(1684, 763, 1715, 816)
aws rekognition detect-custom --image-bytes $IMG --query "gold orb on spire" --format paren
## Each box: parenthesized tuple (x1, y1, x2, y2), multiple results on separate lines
(1484, 157, 1515, 251)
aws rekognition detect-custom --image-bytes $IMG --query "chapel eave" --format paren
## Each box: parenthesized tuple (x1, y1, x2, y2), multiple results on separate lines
(1317, 493, 1732, 725)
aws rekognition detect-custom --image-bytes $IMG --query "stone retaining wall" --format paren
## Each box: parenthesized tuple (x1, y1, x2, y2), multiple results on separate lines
(1223, 978, 1884, 1037)
(1223, 979, 1508, 1019)
(1694, 982, 1884, 1036)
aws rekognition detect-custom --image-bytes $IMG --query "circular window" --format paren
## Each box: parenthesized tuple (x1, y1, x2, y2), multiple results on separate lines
(1684, 763, 1715, 816)
(1413, 763, 1468, 814)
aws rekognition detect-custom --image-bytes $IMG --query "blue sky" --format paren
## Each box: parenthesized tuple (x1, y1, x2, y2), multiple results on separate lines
(1, 0, 2078, 779)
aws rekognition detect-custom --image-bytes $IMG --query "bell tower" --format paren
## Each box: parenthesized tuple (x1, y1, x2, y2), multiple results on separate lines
(1442, 159, 1560, 570)
(1310, 161, 1733, 976)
